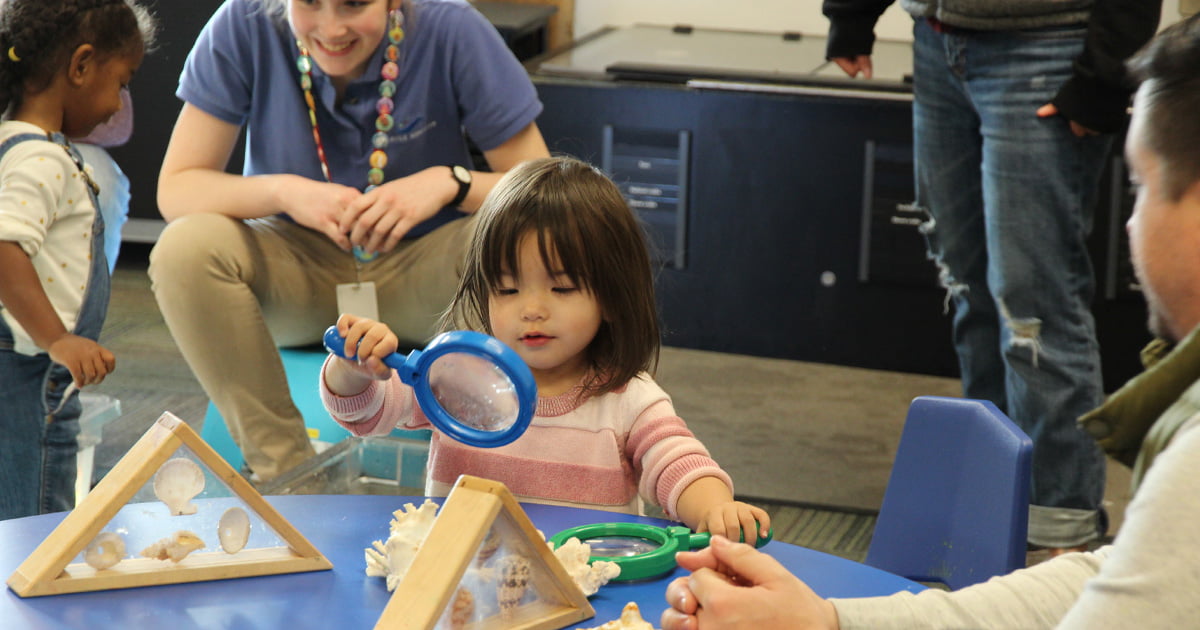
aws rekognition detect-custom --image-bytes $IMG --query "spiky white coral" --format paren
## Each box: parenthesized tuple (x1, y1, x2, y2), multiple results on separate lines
(364, 499, 440, 591)
(551, 537, 621, 596)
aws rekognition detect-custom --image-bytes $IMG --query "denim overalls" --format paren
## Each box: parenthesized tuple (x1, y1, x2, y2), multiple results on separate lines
(0, 132, 109, 519)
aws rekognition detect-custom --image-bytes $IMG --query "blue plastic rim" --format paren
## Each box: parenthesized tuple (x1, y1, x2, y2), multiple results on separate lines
(323, 326, 536, 448)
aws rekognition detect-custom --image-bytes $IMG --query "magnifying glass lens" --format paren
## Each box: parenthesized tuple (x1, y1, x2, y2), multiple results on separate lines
(428, 352, 521, 432)
(582, 536, 663, 558)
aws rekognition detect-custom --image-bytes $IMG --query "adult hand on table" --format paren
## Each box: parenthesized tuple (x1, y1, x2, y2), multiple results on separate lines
(661, 535, 840, 630)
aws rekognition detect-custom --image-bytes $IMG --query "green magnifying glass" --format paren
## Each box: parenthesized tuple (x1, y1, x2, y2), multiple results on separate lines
(548, 522, 772, 581)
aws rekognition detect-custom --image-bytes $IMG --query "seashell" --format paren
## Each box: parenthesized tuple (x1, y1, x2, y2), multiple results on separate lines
(83, 532, 126, 570)
(153, 458, 205, 516)
(475, 528, 502, 564)
(495, 554, 532, 619)
(447, 587, 474, 629)
(141, 530, 206, 563)
(578, 602, 656, 630)
(218, 506, 251, 554)
(552, 537, 621, 596)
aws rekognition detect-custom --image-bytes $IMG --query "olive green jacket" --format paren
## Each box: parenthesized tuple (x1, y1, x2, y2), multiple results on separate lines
(1080, 325, 1200, 491)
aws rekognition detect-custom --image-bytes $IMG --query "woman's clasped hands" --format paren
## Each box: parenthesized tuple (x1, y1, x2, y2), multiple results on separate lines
(340, 166, 459, 256)
(273, 167, 456, 257)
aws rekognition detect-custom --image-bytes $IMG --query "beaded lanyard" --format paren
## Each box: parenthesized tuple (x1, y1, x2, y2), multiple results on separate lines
(296, 9, 404, 263)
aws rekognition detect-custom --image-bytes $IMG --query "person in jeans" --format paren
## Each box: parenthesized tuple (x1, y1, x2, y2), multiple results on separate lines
(662, 14, 1200, 628)
(821, 0, 1160, 551)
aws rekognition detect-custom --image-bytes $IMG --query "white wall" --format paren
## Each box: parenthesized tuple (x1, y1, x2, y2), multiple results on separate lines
(574, 0, 1183, 44)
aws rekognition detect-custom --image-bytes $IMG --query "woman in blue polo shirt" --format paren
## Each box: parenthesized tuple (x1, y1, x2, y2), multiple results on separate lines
(148, 0, 549, 482)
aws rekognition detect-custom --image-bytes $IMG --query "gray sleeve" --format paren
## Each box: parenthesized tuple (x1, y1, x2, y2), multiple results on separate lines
(831, 549, 1107, 630)
(1056, 414, 1200, 628)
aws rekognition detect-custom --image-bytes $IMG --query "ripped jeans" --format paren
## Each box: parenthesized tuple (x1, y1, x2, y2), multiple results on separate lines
(912, 19, 1109, 547)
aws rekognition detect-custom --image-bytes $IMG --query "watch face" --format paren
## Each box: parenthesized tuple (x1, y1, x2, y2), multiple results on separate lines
(453, 164, 472, 184)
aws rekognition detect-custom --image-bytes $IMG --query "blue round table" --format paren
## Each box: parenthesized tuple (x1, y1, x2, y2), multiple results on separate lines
(0, 495, 923, 629)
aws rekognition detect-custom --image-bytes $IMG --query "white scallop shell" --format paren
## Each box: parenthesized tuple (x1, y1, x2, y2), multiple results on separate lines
(141, 530, 206, 563)
(83, 532, 126, 570)
(153, 458, 205, 515)
(218, 507, 251, 554)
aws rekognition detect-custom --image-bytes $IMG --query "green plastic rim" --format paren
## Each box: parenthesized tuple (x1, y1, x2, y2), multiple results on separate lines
(549, 522, 695, 581)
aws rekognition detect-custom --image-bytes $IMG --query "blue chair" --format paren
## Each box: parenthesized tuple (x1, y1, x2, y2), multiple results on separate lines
(864, 396, 1032, 590)
(200, 346, 430, 472)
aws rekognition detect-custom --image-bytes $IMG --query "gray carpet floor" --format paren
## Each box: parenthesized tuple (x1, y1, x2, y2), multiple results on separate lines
(88, 244, 1131, 562)
(92, 245, 962, 509)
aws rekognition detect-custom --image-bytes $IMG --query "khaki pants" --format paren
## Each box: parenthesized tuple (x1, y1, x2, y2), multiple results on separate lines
(149, 214, 476, 480)
(1183, 0, 1200, 17)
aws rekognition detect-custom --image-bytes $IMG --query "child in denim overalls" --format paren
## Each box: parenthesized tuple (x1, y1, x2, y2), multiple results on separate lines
(0, 0, 156, 520)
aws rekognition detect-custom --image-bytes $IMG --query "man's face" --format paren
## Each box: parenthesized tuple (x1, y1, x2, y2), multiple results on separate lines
(1125, 84, 1200, 342)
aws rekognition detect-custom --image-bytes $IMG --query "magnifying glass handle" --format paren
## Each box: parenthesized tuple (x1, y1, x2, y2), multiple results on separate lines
(322, 325, 412, 374)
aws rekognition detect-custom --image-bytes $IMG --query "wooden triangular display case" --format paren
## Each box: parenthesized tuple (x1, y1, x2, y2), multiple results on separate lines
(7, 412, 332, 597)
(378, 475, 595, 629)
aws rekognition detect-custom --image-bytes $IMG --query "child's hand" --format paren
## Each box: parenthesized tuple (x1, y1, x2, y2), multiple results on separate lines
(334, 313, 399, 381)
(697, 501, 772, 547)
(48, 334, 115, 387)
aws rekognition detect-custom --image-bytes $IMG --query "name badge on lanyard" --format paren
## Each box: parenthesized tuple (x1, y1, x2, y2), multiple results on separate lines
(336, 281, 379, 320)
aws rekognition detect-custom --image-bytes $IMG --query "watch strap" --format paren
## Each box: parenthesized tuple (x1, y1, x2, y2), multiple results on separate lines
(449, 165, 470, 207)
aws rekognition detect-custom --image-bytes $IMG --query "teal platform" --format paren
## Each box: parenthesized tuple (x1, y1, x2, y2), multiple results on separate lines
(199, 347, 431, 472)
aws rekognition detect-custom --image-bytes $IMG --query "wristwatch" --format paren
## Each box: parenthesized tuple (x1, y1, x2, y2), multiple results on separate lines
(449, 164, 472, 207)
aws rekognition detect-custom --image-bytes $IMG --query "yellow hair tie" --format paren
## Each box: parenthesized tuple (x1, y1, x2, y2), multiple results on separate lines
(7, 47, 19, 63)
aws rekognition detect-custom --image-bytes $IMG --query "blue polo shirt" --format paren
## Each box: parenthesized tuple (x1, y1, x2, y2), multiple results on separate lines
(178, 0, 543, 238)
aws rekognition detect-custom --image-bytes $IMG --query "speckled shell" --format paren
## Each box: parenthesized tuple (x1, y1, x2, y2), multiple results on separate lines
(495, 554, 532, 619)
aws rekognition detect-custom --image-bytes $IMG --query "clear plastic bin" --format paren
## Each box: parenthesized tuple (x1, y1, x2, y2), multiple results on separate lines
(76, 392, 122, 502)
(259, 435, 429, 496)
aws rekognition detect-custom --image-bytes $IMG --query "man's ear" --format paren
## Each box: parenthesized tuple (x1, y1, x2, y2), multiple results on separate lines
(66, 44, 96, 87)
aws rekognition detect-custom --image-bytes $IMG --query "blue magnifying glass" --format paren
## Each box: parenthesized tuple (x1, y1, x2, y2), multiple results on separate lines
(324, 326, 536, 448)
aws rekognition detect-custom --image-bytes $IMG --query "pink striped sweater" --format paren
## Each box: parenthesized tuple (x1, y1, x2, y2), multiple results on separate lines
(319, 358, 733, 520)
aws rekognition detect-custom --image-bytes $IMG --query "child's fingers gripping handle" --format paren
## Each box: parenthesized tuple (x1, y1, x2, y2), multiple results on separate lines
(324, 325, 354, 360)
